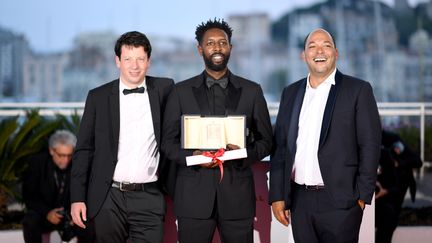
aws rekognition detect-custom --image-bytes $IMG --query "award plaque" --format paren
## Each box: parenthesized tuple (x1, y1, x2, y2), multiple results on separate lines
(181, 115, 246, 150)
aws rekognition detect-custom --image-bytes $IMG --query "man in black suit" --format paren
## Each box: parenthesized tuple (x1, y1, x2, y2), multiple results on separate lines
(23, 130, 92, 243)
(161, 19, 272, 243)
(269, 28, 382, 243)
(70, 31, 174, 243)
(375, 130, 423, 243)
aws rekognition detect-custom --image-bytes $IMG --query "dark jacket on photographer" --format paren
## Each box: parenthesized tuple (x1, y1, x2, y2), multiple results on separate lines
(381, 130, 423, 206)
(23, 152, 71, 217)
(375, 130, 423, 243)
(21, 152, 90, 243)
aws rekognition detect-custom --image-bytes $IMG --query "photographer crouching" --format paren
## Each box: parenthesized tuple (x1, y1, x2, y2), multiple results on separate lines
(22, 130, 93, 243)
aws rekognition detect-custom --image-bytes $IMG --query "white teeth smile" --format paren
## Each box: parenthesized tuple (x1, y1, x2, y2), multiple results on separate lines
(212, 54, 223, 61)
(314, 58, 326, 62)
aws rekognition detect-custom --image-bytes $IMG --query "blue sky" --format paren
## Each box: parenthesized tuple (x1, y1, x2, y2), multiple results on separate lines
(0, 0, 425, 52)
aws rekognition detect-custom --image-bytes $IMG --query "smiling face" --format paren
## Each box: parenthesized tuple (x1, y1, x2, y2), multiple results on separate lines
(198, 28, 232, 72)
(302, 29, 338, 82)
(115, 45, 150, 88)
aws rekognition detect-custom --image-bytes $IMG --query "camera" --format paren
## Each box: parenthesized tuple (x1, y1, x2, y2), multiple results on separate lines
(57, 210, 76, 242)
(375, 185, 381, 194)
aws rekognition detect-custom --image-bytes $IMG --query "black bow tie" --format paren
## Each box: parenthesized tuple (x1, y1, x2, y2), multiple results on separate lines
(206, 77, 228, 89)
(123, 87, 145, 95)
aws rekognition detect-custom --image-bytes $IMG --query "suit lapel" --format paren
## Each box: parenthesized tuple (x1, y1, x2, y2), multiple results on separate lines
(192, 73, 211, 115)
(226, 75, 242, 115)
(288, 79, 306, 158)
(319, 70, 341, 149)
(146, 77, 161, 145)
(109, 80, 120, 158)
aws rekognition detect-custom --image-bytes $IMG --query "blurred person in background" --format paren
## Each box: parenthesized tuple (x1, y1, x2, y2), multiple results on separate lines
(375, 130, 423, 243)
(22, 130, 93, 243)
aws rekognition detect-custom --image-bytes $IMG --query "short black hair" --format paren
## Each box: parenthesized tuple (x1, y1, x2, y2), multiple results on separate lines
(114, 31, 152, 58)
(303, 29, 337, 50)
(195, 18, 233, 44)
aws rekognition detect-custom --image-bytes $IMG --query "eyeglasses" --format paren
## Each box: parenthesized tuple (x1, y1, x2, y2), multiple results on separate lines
(52, 149, 73, 159)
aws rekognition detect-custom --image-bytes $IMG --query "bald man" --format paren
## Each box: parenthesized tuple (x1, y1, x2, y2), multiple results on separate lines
(269, 28, 381, 243)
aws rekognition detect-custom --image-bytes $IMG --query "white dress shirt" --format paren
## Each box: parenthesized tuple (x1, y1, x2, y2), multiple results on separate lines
(292, 69, 336, 186)
(113, 79, 159, 183)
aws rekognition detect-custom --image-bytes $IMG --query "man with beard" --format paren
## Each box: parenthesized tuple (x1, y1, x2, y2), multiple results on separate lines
(161, 19, 272, 243)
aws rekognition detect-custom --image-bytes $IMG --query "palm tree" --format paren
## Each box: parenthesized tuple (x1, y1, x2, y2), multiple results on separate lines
(55, 111, 81, 135)
(0, 110, 62, 223)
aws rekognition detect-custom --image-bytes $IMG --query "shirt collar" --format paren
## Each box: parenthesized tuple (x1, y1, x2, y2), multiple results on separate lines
(306, 68, 336, 89)
(204, 69, 230, 82)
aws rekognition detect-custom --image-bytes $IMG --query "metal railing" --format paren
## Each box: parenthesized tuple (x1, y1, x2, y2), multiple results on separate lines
(377, 103, 432, 164)
(1, 101, 431, 163)
(0, 102, 85, 116)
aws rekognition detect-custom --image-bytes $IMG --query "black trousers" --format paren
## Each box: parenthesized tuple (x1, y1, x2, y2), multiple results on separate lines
(375, 200, 399, 243)
(22, 209, 93, 243)
(291, 184, 364, 243)
(93, 183, 166, 243)
(177, 205, 253, 243)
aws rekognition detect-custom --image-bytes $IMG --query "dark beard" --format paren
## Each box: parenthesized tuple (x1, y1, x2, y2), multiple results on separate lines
(203, 53, 230, 72)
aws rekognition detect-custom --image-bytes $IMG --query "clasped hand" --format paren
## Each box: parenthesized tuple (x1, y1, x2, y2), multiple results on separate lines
(46, 207, 65, 225)
(193, 143, 240, 168)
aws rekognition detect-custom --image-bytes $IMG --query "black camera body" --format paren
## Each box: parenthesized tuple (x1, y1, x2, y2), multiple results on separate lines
(56, 210, 76, 241)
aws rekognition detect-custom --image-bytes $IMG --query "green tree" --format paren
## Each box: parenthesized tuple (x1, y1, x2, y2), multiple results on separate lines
(0, 110, 62, 223)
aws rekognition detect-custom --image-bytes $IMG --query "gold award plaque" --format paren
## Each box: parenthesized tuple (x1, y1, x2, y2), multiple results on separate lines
(181, 115, 246, 150)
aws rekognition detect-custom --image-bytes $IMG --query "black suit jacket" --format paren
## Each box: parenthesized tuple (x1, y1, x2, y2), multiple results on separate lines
(161, 72, 273, 220)
(23, 153, 71, 217)
(269, 70, 381, 209)
(71, 76, 174, 219)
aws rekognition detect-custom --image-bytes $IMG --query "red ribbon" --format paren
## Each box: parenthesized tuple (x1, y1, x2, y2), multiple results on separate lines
(203, 148, 225, 182)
